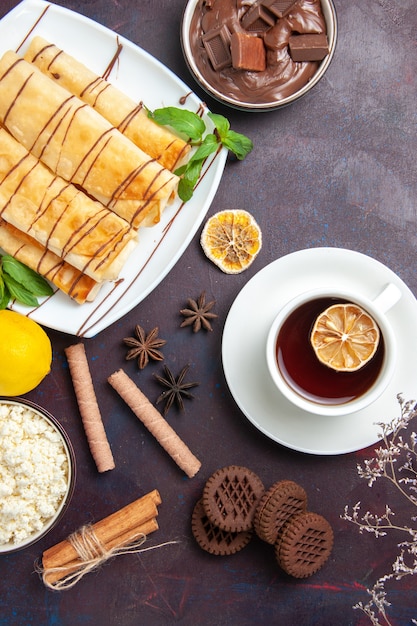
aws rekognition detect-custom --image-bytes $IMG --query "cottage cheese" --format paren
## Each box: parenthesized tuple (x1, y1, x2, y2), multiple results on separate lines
(0, 402, 69, 546)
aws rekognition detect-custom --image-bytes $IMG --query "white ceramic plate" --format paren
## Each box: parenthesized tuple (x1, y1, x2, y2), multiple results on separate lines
(0, 0, 227, 337)
(222, 247, 417, 455)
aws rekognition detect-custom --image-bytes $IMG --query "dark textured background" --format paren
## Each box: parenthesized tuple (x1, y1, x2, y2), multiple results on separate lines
(0, 1, 416, 624)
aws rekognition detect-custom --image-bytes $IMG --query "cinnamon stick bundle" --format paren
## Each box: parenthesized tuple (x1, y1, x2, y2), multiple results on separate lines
(40, 489, 161, 587)
(108, 369, 201, 478)
(65, 343, 115, 472)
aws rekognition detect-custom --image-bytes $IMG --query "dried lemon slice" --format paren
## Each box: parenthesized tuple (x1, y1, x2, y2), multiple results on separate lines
(310, 303, 380, 372)
(200, 210, 262, 274)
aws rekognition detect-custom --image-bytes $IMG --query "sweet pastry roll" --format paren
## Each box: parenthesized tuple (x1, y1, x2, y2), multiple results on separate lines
(0, 51, 179, 230)
(0, 128, 137, 283)
(24, 36, 191, 172)
(0, 218, 101, 304)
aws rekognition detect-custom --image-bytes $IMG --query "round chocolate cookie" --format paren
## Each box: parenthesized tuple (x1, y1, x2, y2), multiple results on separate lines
(275, 511, 334, 578)
(191, 498, 252, 555)
(202, 465, 265, 532)
(254, 480, 307, 544)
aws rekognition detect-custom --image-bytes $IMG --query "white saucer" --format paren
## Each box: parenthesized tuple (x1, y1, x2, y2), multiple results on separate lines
(222, 248, 417, 455)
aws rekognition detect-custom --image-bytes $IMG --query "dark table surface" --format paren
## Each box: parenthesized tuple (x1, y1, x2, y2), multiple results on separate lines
(1, 1, 417, 625)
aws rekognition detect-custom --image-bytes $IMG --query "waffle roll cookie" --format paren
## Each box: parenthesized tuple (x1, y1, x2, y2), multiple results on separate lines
(25, 36, 191, 172)
(0, 51, 179, 229)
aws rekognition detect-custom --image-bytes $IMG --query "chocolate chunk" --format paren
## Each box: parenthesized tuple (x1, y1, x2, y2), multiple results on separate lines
(231, 32, 266, 72)
(288, 34, 329, 62)
(202, 25, 232, 70)
(241, 5, 276, 33)
(261, 0, 301, 18)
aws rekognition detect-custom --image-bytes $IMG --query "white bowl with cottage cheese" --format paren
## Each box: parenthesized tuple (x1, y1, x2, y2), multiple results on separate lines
(0, 398, 75, 553)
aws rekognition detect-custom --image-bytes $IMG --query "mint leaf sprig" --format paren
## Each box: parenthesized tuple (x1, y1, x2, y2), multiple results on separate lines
(0, 255, 54, 309)
(148, 107, 253, 202)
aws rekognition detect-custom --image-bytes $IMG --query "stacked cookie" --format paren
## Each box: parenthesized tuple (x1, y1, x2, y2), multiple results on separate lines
(192, 465, 264, 556)
(191, 465, 334, 579)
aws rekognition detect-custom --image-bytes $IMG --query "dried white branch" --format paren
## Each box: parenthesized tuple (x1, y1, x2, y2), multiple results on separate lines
(341, 395, 417, 625)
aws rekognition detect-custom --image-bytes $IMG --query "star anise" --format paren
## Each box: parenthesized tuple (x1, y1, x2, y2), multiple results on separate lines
(180, 291, 218, 333)
(154, 364, 199, 415)
(123, 325, 166, 370)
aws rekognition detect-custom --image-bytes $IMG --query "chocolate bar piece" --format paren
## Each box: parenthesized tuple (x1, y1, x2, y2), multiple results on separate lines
(241, 4, 276, 33)
(288, 34, 329, 62)
(230, 32, 266, 72)
(202, 25, 232, 70)
(261, 0, 301, 18)
(202, 24, 232, 71)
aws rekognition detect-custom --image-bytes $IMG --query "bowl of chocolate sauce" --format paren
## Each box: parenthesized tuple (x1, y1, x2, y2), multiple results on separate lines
(181, 0, 337, 111)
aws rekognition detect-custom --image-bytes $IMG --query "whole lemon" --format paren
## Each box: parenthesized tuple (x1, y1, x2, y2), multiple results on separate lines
(0, 310, 52, 396)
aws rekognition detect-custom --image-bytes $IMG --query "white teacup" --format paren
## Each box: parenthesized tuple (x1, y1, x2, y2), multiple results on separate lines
(266, 283, 401, 416)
